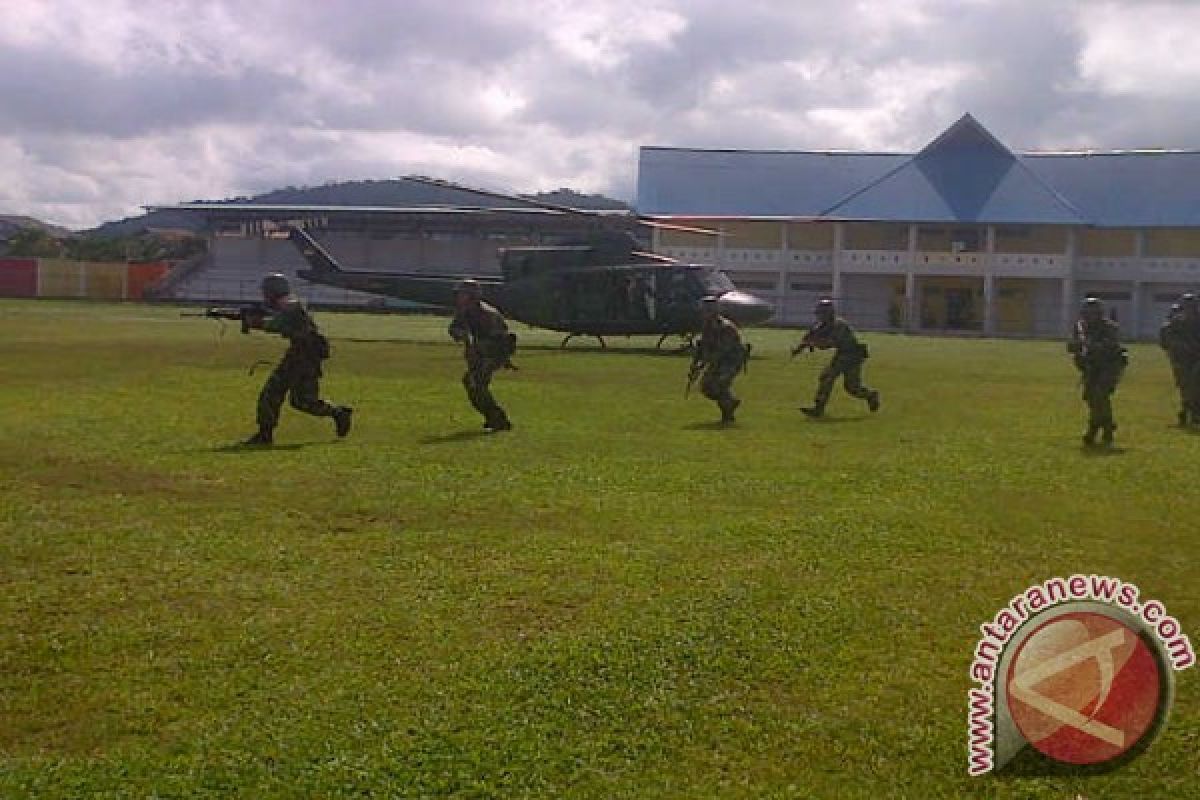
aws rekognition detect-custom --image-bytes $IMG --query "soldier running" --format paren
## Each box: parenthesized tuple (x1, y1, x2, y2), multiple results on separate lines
(690, 295, 747, 424)
(1159, 301, 1195, 426)
(1068, 296, 1127, 447)
(242, 273, 352, 445)
(795, 299, 880, 418)
(1176, 293, 1200, 427)
(448, 279, 516, 432)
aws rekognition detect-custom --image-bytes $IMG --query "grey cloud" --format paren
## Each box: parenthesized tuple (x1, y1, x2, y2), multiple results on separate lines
(4, 0, 1200, 229)
(0, 44, 294, 137)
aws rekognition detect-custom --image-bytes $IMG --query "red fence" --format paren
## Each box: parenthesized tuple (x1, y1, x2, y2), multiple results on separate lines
(0, 258, 37, 297)
(0, 258, 170, 300)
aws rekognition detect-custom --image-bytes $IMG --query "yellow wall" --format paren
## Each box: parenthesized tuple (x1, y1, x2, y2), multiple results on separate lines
(722, 220, 781, 248)
(1145, 228, 1200, 257)
(995, 278, 1034, 334)
(917, 226, 986, 252)
(918, 277, 984, 330)
(1079, 228, 1136, 257)
(84, 262, 126, 299)
(37, 259, 84, 297)
(786, 222, 834, 250)
(994, 226, 1067, 254)
(659, 219, 718, 248)
(844, 222, 908, 251)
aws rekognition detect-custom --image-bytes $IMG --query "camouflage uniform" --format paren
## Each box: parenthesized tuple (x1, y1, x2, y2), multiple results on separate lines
(1158, 307, 1196, 425)
(449, 301, 514, 430)
(1069, 313, 1126, 445)
(1177, 304, 1200, 425)
(256, 299, 347, 437)
(694, 313, 746, 423)
(802, 317, 879, 416)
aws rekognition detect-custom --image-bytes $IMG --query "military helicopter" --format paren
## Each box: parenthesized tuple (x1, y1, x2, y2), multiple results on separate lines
(283, 178, 775, 348)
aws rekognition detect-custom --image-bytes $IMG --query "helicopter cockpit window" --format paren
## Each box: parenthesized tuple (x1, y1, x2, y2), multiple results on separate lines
(700, 268, 736, 294)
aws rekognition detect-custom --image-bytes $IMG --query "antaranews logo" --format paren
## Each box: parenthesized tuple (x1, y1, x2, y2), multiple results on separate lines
(967, 575, 1194, 775)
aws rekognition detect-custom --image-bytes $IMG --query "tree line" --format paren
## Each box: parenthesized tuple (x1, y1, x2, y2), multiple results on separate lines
(2, 228, 206, 262)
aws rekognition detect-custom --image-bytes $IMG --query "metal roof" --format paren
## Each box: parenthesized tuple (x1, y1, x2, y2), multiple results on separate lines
(636, 114, 1200, 227)
(635, 147, 907, 218)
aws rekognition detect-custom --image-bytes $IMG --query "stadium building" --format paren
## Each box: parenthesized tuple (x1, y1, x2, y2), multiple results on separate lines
(150, 183, 640, 309)
(637, 113, 1200, 339)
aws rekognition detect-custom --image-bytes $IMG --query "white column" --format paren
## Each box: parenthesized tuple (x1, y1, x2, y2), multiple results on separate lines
(983, 226, 997, 335)
(905, 271, 918, 333)
(983, 274, 997, 336)
(1131, 281, 1144, 341)
(1062, 228, 1079, 336)
(778, 222, 789, 321)
(831, 222, 844, 303)
(905, 224, 918, 332)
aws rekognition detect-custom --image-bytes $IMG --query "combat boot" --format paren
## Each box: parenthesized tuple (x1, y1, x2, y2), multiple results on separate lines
(484, 414, 512, 432)
(333, 406, 354, 438)
(1082, 423, 1099, 447)
(801, 406, 823, 419)
(720, 398, 741, 424)
(1101, 423, 1116, 447)
(242, 429, 273, 446)
(867, 391, 881, 412)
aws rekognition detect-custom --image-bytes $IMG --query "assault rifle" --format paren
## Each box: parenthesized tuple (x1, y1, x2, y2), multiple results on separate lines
(791, 321, 830, 359)
(181, 303, 267, 334)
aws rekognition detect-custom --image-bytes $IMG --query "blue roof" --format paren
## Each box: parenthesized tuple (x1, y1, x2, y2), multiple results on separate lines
(1024, 152, 1200, 227)
(636, 147, 906, 218)
(636, 114, 1200, 228)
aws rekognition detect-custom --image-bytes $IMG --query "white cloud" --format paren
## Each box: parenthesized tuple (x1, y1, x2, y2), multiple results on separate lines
(0, 0, 1197, 229)
(1077, 1, 1200, 96)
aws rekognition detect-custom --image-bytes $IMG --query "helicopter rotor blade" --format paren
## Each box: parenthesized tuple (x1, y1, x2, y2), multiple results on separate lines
(402, 175, 725, 237)
(629, 250, 679, 263)
(637, 220, 721, 236)
(402, 175, 626, 219)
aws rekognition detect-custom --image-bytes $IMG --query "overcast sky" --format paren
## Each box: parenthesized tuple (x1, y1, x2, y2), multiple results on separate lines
(3, 0, 1200, 230)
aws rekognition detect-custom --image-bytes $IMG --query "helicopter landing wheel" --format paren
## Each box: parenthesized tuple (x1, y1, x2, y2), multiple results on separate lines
(560, 333, 607, 349)
(658, 333, 694, 353)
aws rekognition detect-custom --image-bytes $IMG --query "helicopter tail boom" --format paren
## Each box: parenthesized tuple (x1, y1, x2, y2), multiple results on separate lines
(288, 226, 345, 274)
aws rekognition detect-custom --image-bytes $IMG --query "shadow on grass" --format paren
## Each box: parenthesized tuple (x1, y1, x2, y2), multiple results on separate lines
(1079, 444, 1127, 457)
(207, 441, 329, 453)
(521, 343, 691, 357)
(683, 420, 738, 431)
(798, 414, 870, 424)
(419, 430, 492, 445)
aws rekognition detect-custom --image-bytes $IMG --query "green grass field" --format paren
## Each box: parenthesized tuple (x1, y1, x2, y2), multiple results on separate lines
(1, 299, 1197, 798)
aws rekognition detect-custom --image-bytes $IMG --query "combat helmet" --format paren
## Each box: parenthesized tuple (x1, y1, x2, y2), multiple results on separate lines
(260, 272, 291, 298)
(454, 278, 483, 298)
(1080, 297, 1104, 319)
